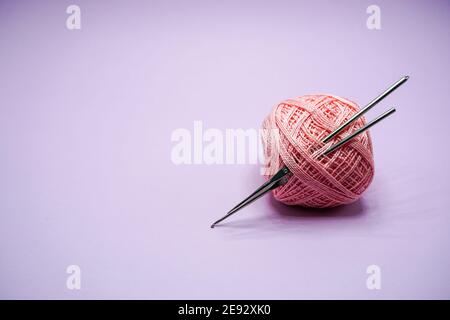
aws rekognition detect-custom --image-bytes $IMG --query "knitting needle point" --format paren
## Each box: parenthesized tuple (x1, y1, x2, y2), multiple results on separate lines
(211, 167, 289, 228)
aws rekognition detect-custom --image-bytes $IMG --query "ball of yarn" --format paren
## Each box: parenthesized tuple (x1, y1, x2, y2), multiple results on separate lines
(262, 94, 374, 208)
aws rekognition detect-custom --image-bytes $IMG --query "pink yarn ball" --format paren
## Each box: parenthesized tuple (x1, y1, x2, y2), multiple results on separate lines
(262, 94, 375, 208)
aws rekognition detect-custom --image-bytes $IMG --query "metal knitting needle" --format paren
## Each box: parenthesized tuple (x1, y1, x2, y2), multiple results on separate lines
(210, 166, 290, 228)
(324, 107, 396, 155)
(323, 75, 408, 143)
(211, 77, 408, 228)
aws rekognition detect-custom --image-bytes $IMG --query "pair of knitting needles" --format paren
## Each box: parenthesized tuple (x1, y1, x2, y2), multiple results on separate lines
(211, 76, 409, 228)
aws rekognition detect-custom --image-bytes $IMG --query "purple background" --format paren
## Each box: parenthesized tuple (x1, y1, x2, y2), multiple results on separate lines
(1, 0, 449, 299)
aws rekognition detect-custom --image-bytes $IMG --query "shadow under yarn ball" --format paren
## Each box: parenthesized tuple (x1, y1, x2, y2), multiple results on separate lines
(262, 94, 375, 208)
